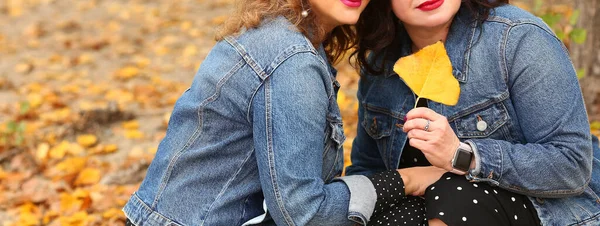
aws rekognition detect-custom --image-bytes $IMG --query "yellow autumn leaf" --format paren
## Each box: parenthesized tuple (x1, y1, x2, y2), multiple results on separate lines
(36, 143, 50, 162)
(43, 210, 59, 225)
(102, 208, 122, 219)
(114, 66, 140, 80)
(77, 134, 98, 148)
(26, 93, 43, 109)
(54, 157, 87, 175)
(393, 41, 460, 106)
(74, 168, 101, 186)
(122, 120, 139, 130)
(58, 211, 92, 226)
(104, 144, 118, 153)
(125, 129, 144, 139)
(49, 141, 69, 159)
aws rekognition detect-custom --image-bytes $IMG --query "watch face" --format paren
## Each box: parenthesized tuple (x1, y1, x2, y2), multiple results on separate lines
(454, 149, 473, 172)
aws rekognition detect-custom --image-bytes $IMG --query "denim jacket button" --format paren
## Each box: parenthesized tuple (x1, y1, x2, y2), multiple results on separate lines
(536, 197, 544, 204)
(476, 120, 488, 131)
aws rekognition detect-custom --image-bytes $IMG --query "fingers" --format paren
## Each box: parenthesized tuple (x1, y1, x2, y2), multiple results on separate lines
(408, 137, 430, 151)
(406, 129, 433, 141)
(406, 107, 442, 121)
(403, 118, 431, 132)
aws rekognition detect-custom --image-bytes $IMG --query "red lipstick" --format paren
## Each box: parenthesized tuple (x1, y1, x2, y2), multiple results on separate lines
(417, 0, 444, 11)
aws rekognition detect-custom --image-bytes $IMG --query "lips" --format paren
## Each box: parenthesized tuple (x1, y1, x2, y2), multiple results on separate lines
(340, 0, 362, 8)
(417, 0, 444, 11)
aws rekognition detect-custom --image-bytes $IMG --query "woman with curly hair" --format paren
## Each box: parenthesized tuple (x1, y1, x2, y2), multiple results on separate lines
(348, 0, 600, 225)
(118, 0, 422, 225)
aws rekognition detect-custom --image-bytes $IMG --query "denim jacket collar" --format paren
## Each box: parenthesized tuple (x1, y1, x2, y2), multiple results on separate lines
(445, 7, 477, 83)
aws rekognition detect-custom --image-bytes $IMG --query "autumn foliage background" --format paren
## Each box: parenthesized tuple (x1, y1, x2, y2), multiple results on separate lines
(0, 0, 598, 225)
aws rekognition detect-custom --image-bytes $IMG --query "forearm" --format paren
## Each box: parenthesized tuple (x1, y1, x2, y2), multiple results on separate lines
(467, 138, 592, 198)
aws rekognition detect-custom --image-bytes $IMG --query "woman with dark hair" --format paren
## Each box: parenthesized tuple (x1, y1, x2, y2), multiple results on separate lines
(348, 0, 600, 225)
(118, 0, 415, 225)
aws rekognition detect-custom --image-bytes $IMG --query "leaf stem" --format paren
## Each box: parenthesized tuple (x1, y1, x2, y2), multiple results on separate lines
(414, 96, 421, 109)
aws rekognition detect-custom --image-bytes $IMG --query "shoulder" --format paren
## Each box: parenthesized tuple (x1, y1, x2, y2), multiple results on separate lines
(223, 16, 322, 76)
(485, 4, 554, 35)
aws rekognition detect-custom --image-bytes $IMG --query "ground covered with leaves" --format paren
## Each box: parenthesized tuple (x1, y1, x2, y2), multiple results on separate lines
(0, 0, 597, 226)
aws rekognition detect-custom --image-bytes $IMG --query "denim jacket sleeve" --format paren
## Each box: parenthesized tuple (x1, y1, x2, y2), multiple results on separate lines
(252, 52, 376, 225)
(467, 23, 593, 198)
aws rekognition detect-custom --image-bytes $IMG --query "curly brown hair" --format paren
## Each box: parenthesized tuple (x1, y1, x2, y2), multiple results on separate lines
(216, 0, 356, 64)
(352, 0, 509, 75)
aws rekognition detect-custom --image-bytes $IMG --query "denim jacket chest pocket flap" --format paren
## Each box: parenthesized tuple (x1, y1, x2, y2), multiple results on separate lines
(452, 102, 509, 139)
(361, 104, 399, 139)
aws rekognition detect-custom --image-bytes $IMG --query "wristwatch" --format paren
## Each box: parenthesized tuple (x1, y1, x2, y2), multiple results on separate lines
(450, 142, 473, 175)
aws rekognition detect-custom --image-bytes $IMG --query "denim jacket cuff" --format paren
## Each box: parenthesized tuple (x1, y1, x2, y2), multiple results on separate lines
(336, 175, 376, 225)
(465, 139, 502, 186)
(465, 140, 482, 177)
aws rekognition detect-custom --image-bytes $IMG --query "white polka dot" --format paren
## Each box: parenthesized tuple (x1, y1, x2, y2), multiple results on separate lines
(431, 186, 435, 190)
(446, 177, 451, 180)
(457, 186, 463, 191)
(511, 197, 516, 202)
(494, 209, 498, 213)
(462, 217, 467, 221)
(473, 199, 478, 204)
(514, 215, 518, 220)
(413, 158, 418, 162)
(473, 184, 478, 188)
(439, 212, 445, 216)
(484, 190, 489, 194)
(523, 204, 527, 209)
(435, 196, 439, 200)
(494, 190, 498, 194)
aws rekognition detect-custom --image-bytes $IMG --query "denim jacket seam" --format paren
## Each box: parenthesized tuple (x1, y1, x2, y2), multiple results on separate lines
(499, 182, 588, 197)
(459, 21, 478, 83)
(224, 36, 269, 80)
(247, 82, 265, 123)
(446, 93, 509, 122)
(243, 44, 318, 123)
(152, 58, 246, 209)
(500, 22, 511, 86)
(570, 213, 600, 226)
(151, 127, 200, 208)
(202, 149, 257, 226)
(265, 45, 317, 77)
(507, 22, 571, 65)
(264, 77, 296, 226)
(130, 193, 183, 226)
(496, 140, 505, 183)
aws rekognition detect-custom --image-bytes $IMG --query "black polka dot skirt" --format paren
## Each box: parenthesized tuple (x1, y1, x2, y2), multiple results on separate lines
(367, 171, 540, 226)
(425, 172, 540, 226)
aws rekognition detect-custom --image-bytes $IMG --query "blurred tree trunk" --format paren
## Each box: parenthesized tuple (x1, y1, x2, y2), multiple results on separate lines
(572, 0, 600, 121)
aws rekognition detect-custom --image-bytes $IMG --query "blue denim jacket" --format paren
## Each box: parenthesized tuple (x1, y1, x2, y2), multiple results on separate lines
(347, 5, 600, 225)
(123, 17, 377, 226)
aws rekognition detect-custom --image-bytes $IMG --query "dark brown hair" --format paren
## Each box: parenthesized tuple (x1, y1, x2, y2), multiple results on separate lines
(352, 0, 509, 75)
(216, 0, 356, 64)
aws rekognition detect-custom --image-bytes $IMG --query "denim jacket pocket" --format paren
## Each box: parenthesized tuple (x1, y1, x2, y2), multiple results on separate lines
(361, 104, 395, 139)
(453, 102, 510, 139)
(322, 119, 345, 182)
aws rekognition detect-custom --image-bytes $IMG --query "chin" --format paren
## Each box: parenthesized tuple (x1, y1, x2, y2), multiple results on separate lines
(337, 16, 361, 26)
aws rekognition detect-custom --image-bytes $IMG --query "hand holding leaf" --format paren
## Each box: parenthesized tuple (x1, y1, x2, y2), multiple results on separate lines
(393, 41, 460, 107)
